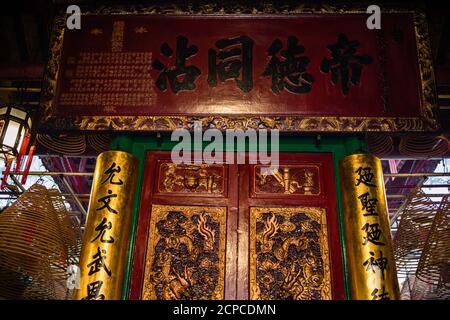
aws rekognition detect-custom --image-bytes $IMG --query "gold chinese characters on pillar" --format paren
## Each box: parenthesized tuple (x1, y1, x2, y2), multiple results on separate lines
(339, 154, 400, 300)
(74, 151, 138, 300)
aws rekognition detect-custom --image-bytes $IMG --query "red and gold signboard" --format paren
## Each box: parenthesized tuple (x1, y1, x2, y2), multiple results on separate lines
(42, 4, 438, 132)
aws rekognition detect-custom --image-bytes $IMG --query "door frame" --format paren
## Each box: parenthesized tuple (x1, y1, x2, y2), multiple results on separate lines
(110, 134, 368, 300)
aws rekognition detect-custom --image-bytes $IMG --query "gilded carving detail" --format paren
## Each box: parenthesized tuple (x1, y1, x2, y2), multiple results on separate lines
(68, 114, 437, 132)
(41, 5, 438, 132)
(158, 163, 224, 194)
(250, 207, 331, 300)
(254, 165, 320, 195)
(142, 205, 226, 300)
(111, 21, 125, 52)
(414, 12, 439, 129)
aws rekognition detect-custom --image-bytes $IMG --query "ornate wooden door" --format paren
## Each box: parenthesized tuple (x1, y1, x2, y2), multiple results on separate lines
(130, 151, 239, 299)
(237, 153, 344, 299)
(130, 151, 344, 299)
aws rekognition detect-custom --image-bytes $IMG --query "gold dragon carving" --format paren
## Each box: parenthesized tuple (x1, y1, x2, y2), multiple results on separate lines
(250, 207, 332, 300)
(142, 205, 226, 300)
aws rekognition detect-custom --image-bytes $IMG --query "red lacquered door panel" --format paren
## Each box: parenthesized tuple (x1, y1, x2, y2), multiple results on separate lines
(237, 153, 344, 300)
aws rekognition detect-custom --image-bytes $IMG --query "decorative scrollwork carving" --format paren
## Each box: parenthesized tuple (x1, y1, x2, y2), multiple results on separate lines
(413, 12, 439, 130)
(254, 165, 320, 195)
(158, 163, 224, 194)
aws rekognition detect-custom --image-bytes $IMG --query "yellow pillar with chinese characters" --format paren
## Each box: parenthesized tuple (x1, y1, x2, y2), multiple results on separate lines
(339, 154, 400, 300)
(74, 150, 138, 300)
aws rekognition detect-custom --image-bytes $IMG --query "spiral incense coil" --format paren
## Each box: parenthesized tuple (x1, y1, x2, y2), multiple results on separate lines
(399, 135, 448, 158)
(367, 134, 394, 157)
(86, 134, 112, 153)
(393, 188, 438, 277)
(36, 134, 86, 155)
(415, 195, 450, 299)
(0, 184, 81, 299)
(401, 274, 437, 300)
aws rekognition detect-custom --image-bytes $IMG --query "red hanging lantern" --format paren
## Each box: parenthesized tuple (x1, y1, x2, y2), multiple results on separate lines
(0, 105, 34, 163)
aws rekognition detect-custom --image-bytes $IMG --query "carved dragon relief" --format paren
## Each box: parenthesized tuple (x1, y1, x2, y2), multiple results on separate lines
(250, 207, 332, 300)
(142, 205, 226, 300)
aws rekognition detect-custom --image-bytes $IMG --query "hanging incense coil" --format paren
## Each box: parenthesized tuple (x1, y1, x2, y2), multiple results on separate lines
(0, 184, 82, 299)
(400, 274, 417, 300)
(86, 134, 112, 153)
(36, 134, 86, 155)
(401, 274, 437, 300)
(399, 135, 448, 158)
(393, 188, 438, 277)
(415, 195, 450, 299)
(367, 134, 394, 157)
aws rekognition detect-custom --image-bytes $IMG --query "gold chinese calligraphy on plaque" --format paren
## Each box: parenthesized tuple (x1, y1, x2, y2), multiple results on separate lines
(249, 207, 331, 300)
(42, 5, 438, 133)
(339, 154, 400, 300)
(142, 205, 226, 300)
(74, 151, 138, 300)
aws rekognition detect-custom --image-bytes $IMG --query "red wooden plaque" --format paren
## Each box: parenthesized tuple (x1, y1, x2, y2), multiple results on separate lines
(42, 5, 438, 132)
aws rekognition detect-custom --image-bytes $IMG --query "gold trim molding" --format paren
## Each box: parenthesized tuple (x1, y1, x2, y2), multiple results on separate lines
(41, 4, 439, 133)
